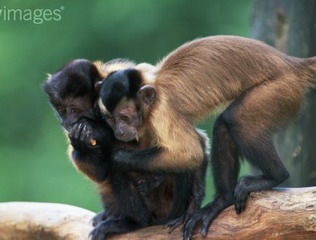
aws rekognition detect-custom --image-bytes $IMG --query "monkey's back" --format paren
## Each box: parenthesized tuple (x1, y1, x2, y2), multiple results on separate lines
(155, 36, 309, 122)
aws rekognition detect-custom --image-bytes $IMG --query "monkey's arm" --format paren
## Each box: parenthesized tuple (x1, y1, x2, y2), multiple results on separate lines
(68, 118, 114, 183)
(112, 124, 204, 173)
(112, 147, 162, 172)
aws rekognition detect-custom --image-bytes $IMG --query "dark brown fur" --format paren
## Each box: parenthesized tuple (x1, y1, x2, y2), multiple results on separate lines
(99, 36, 316, 239)
(44, 59, 202, 240)
(66, 61, 181, 222)
(134, 36, 316, 171)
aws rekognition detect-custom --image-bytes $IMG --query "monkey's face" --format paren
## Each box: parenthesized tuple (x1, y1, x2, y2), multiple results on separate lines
(100, 98, 141, 142)
(43, 59, 102, 131)
(52, 96, 95, 131)
(98, 80, 157, 142)
(98, 66, 157, 142)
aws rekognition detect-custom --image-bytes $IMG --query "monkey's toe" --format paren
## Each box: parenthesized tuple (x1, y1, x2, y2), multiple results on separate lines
(182, 211, 201, 240)
(165, 215, 185, 233)
(91, 210, 108, 227)
(182, 207, 215, 240)
(234, 197, 247, 214)
(183, 197, 235, 240)
(89, 221, 113, 240)
(234, 177, 251, 214)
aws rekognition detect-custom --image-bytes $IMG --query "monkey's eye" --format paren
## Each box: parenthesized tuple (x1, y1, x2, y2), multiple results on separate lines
(105, 115, 115, 122)
(57, 106, 66, 114)
(119, 115, 129, 122)
(71, 108, 81, 114)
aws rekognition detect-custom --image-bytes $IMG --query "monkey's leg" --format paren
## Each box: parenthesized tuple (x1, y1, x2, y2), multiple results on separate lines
(167, 150, 208, 232)
(222, 78, 300, 214)
(183, 114, 239, 240)
(112, 173, 151, 224)
(228, 128, 289, 214)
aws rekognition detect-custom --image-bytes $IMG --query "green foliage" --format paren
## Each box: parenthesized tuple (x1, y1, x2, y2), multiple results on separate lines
(0, 0, 250, 212)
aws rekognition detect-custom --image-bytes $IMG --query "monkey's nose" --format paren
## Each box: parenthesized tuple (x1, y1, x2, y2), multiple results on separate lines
(115, 129, 126, 138)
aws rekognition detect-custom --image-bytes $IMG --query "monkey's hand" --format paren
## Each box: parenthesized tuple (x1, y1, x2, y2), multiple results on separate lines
(68, 118, 112, 152)
(68, 119, 113, 182)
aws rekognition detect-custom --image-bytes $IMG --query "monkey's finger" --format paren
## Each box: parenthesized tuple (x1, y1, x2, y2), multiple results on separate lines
(182, 214, 201, 240)
(234, 199, 246, 214)
(200, 214, 215, 237)
(168, 224, 181, 233)
(80, 125, 88, 142)
(72, 123, 80, 139)
(89, 226, 107, 240)
(68, 123, 78, 138)
(68, 124, 82, 148)
(234, 188, 249, 214)
(182, 224, 194, 240)
(74, 123, 84, 140)
(165, 216, 183, 233)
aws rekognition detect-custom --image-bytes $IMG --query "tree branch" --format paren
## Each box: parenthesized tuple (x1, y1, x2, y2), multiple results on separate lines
(0, 202, 94, 240)
(1, 187, 316, 240)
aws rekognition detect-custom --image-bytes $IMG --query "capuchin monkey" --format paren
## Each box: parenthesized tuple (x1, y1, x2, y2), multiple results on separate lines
(43, 59, 209, 239)
(97, 35, 316, 239)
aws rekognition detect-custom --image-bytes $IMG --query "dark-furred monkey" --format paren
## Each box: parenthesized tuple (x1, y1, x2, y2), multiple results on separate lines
(43, 58, 209, 239)
(98, 35, 316, 239)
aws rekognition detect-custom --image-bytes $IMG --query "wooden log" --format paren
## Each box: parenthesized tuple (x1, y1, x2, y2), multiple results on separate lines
(0, 202, 94, 240)
(0, 187, 315, 240)
(111, 187, 316, 240)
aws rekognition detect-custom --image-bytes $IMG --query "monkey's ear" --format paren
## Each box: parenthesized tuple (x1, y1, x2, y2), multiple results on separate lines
(138, 85, 156, 106)
(95, 81, 103, 92)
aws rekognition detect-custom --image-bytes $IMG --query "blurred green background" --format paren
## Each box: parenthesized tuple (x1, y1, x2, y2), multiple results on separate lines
(0, 0, 250, 212)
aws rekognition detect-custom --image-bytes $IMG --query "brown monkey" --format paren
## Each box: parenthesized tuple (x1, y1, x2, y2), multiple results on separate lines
(43, 58, 208, 239)
(98, 35, 316, 239)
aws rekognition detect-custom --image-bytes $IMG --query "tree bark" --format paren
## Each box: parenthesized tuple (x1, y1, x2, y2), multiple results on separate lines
(251, 0, 316, 187)
(1, 187, 316, 240)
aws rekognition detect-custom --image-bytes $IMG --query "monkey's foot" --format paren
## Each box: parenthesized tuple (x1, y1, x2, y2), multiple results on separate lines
(234, 175, 274, 214)
(234, 177, 252, 214)
(91, 210, 108, 227)
(90, 220, 113, 240)
(183, 198, 233, 240)
(90, 219, 137, 240)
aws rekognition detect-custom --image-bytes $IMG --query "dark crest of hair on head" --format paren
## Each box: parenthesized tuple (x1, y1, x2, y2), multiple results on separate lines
(100, 68, 142, 113)
(43, 59, 101, 99)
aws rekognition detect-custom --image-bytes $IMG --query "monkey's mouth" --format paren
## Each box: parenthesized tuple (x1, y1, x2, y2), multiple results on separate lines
(115, 133, 138, 143)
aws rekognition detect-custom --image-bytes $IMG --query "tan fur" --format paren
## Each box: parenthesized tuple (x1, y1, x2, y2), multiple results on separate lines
(98, 98, 109, 115)
(135, 63, 157, 84)
(67, 144, 102, 183)
(67, 57, 212, 220)
(94, 60, 135, 79)
(138, 36, 316, 171)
